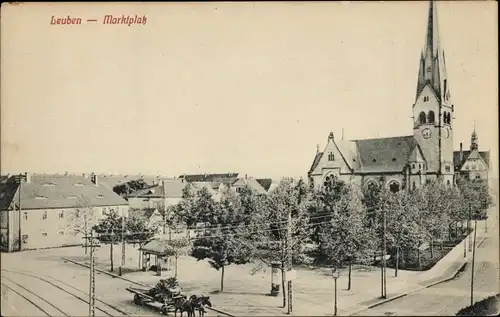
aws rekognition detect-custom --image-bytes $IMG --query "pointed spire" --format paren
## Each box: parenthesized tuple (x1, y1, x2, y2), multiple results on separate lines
(415, 0, 450, 103)
(424, 0, 440, 57)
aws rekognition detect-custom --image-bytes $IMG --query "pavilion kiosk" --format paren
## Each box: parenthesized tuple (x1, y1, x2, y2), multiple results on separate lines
(139, 239, 175, 276)
(270, 261, 281, 296)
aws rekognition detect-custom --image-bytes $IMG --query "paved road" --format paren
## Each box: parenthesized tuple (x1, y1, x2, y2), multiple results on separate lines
(354, 220, 500, 316)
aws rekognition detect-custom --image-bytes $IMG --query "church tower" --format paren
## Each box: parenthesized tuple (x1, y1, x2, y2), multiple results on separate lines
(413, 0, 454, 184)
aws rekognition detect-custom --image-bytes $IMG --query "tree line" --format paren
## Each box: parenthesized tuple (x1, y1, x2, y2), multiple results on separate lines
(85, 176, 493, 305)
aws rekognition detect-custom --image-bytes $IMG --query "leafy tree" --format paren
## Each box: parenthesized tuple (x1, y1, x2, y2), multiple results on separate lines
(93, 211, 126, 272)
(125, 215, 156, 245)
(457, 178, 493, 220)
(310, 177, 347, 246)
(378, 189, 425, 275)
(166, 237, 191, 278)
(237, 178, 313, 308)
(319, 184, 376, 290)
(191, 188, 251, 292)
(113, 179, 149, 198)
(418, 181, 451, 258)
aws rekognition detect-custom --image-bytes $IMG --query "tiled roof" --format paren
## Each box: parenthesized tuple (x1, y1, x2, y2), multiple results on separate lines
(256, 179, 273, 191)
(0, 174, 128, 210)
(179, 173, 239, 186)
(98, 175, 174, 190)
(127, 180, 185, 199)
(353, 136, 418, 173)
(453, 150, 490, 169)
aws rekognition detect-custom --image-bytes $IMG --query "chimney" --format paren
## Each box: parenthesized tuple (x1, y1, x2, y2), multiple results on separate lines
(64, 171, 69, 176)
(91, 173, 98, 186)
(25, 172, 31, 183)
(459, 143, 463, 162)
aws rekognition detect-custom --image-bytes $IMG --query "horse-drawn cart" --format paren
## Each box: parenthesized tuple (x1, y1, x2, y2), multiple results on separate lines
(126, 278, 183, 315)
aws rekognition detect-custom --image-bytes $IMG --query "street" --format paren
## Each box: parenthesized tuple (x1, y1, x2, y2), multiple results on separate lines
(354, 218, 500, 316)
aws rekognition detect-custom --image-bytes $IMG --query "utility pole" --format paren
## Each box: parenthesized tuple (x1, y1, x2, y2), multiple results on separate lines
(18, 174, 22, 252)
(382, 207, 387, 298)
(83, 231, 99, 317)
(468, 202, 473, 252)
(470, 219, 478, 306)
(286, 209, 293, 314)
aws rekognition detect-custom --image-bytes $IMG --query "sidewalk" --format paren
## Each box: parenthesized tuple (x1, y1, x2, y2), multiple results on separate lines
(60, 213, 495, 316)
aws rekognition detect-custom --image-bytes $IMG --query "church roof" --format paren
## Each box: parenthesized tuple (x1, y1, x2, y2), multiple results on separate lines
(309, 152, 323, 174)
(353, 136, 418, 173)
(308, 135, 421, 175)
(453, 150, 490, 170)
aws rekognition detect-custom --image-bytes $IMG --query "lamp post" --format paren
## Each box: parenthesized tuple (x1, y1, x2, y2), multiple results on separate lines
(332, 267, 339, 316)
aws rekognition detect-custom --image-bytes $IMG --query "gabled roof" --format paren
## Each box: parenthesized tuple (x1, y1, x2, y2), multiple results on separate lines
(0, 174, 128, 210)
(353, 136, 418, 173)
(308, 152, 323, 174)
(309, 135, 420, 175)
(191, 182, 217, 196)
(179, 173, 239, 187)
(232, 177, 268, 195)
(453, 150, 490, 169)
(256, 178, 273, 191)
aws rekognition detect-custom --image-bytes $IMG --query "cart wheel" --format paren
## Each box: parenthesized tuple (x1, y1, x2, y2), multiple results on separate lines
(160, 305, 167, 315)
(134, 294, 143, 306)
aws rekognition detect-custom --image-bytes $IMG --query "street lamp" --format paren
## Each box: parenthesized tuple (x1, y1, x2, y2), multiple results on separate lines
(332, 267, 340, 316)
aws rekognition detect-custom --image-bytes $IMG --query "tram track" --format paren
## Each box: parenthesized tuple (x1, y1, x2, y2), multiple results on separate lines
(1, 268, 129, 316)
(1, 281, 55, 317)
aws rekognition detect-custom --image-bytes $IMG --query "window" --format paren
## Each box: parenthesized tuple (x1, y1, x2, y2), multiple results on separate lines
(42, 211, 47, 220)
(445, 165, 451, 172)
(475, 175, 481, 179)
(426, 67, 431, 72)
(412, 163, 415, 169)
(419, 112, 427, 124)
(419, 164, 422, 170)
(22, 235, 28, 244)
(41, 232, 48, 237)
(447, 180, 451, 186)
(23, 212, 28, 220)
(389, 181, 400, 193)
(412, 181, 416, 190)
(328, 152, 335, 161)
(59, 211, 64, 219)
(392, 158, 397, 162)
(427, 111, 435, 124)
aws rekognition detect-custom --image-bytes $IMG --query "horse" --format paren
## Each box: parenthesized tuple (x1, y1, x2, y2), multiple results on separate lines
(171, 294, 195, 317)
(188, 295, 212, 317)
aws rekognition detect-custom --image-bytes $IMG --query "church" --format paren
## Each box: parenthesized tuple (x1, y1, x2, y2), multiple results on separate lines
(308, 1, 490, 192)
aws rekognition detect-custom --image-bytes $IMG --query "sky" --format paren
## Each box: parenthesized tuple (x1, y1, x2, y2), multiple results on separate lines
(1, 1, 498, 180)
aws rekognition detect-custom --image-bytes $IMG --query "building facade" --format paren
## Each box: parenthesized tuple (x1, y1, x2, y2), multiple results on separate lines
(0, 173, 129, 252)
(308, 1, 464, 192)
(453, 128, 491, 182)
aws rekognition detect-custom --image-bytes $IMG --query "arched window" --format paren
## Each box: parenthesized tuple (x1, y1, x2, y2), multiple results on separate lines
(365, 180, 378, 190)
(328, 152, 335, 161)
(427, 111, 435, 124)
(419, 112, 427, 124)
(412, 181, 416, 190)
(447, 112, 451, 124)
(446, 180, 451, 187)
(389, 181, 400, 193)
(323, 174, 338, 189)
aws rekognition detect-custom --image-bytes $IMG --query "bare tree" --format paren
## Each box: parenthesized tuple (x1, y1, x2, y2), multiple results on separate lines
(67, 195, 96, 254)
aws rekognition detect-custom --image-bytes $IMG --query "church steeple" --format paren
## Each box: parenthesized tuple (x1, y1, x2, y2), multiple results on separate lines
(471, 123, 478, 151)
(415, 1, 450, 104)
